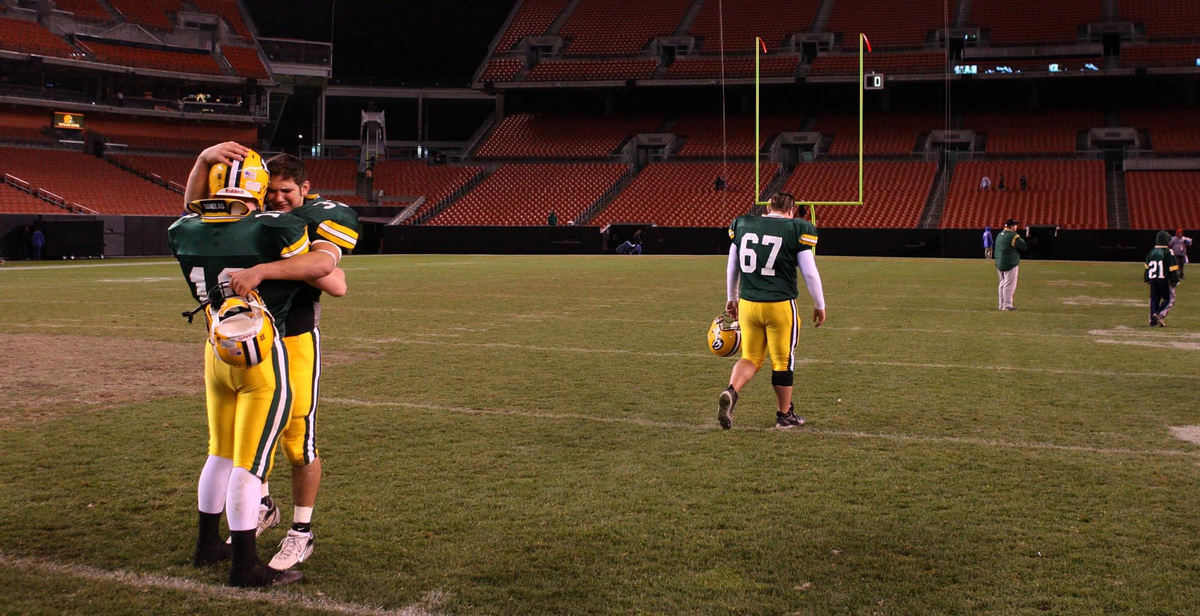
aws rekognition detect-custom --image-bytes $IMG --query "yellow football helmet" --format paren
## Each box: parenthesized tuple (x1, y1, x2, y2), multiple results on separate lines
(707, 312, 741, 357)
(208, 148, 269, 206)
(206, 289, 277, 368)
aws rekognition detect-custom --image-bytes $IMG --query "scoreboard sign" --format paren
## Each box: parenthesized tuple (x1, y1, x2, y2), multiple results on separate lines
(864, 73, 885, 90)
(52, 111, 84, 130)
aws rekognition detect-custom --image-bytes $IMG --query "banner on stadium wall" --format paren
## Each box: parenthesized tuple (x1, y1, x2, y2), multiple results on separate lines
(52, 111, 84, 130)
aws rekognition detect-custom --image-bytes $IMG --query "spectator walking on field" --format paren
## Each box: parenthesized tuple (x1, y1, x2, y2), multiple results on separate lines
(982, 226, 994, 259)
(1168, 229, 1191, 280)
(1145, 230, 1180, 327)
(995, 218, 1025, 311)
(30, 227, 44, 260)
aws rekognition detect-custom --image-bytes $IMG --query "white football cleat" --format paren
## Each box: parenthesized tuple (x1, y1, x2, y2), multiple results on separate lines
(269, 529, 315, 570)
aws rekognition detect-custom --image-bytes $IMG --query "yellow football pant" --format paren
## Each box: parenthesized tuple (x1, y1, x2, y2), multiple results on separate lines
(203, 336, 292, 479)
(737, 298, 800, 372)
(267, 329, 321, 476)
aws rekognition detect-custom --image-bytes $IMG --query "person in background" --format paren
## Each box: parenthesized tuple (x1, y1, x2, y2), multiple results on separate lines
(1019, 175, 1028, 191)
(982, 226, 994, 259)
(997, 174, 1006, 191)
(30, 226, 44, 260)
(547, 210, 558, 226)
(994, 218, 1026, 311)
(1168, 229, 1191, 280)
(979, 175, 991, 191)
(1145, 230, 1180, 327)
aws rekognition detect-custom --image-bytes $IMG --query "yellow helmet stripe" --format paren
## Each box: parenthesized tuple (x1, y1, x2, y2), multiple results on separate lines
(316, 221, 359, 249)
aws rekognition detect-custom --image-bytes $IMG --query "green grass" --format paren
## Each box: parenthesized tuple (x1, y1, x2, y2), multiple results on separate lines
(2, 254, 1198, 615)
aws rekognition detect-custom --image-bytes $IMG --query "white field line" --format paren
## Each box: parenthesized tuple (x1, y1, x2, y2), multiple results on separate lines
(0, 553, 448, 616)
(324, 397, 1200, 460)
(0, 259, 175, 271)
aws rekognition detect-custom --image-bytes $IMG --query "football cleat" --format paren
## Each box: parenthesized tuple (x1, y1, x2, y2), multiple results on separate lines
(717, 386, 738, 430)
(209, 148, 270, 206)
(207, 287, 278, 368)
(228, 561, 303, 588)
(775, 404, 806, 429)
(707, 312, 741, 357)
(269, 529, 315, 569)
(225, 496, 281, 544)
(193, 540, 231, 567)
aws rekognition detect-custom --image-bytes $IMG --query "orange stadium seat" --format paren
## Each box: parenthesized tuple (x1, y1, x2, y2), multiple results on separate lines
(107, 153, 194, 187)
(808, 51, 945, 76)
(781, 161, 937, 228)
(526, 58, 658, 81)
(825, 0, 943, 50)
(0, 17, 78, 57)
(1121, 44, 1200, 69)
(592, 161, 777, 228)
(1126, 172, 1200, 230)
(54, 0, 112, 23)
(494, 0, 569, 51)
(479, 57, 524, 82)
(816, 112, 944, 156)
(373, 161, 484, 223)
(968, 0, 1100, 45)
(0, 182, 66, 215)
(663, 55, 799, 80)
(302, 159, 359, 191)
(672, 114, 805, 158)
(81, 40, 221, 75)
(0, 147, 182, 215)
(106, 0, 179, 30)
(1122, 109, 1200, 154)
(222, 45, 270, 79)
(942, 160, 1106, 229)
(1119, 0, 1200, 40)
(560, 0, 692, 56)
(965, 110, 1102, 153)
(475, 113, 663, 158)
(687, 0, 821, 53)
(430, 163, 628, 226)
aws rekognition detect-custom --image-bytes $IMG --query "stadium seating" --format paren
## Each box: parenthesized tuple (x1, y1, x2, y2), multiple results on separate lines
(0, 147, 181, 215)
(816, 112, 945, 157)
(942, 160, 1106, 229)
(429, 163, 628, 226)
(81, 40, 221, 75)
(968, 0, 1100, 45)
(373, 161, 485, 222)
(526, 58, 658, 81)
(808, 51, 945, 76)
(54, 0, 112, 23)
(106, 0, 178, 30)
(494, 0, 569, 52)
(780, 161, 937, 228)
(1122, 109, 1200, 154)
(107, 153, 192, 187)
(686, 0, 821, 54)
(0, 182, 65, 214)
(303, 159, 359, 191)
(1126, 171, 1200, 230)
(672, 114, 805, 158)
(0, 17, 78, 58)
(479, 57, 525, 82)
(475, 113, 663, 158)
(560, 0, 692, 56)
(663, 55, 799, 80)
(591, 161, 777, 228)
(222, 45, 270, 79)
(965, 110, 1102, 153)
(1120, 43, 1200, 69)
(824, 0, 944, 50)
(1119, 0, 1200, 40)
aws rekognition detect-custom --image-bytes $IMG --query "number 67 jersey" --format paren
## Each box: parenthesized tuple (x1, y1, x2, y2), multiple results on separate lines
(169, 210, 310, 336)
(728, 213, 819, 302)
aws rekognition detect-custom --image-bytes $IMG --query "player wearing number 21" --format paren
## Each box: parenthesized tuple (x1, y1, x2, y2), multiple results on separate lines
(167, 148, 342, 587)
(717, 192, 826, 430)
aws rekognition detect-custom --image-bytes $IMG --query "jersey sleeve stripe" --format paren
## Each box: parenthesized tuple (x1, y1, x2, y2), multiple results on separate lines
(280, 236, 310, 258)
(317, 221, 359, 249)
(799, 234, 818, 247)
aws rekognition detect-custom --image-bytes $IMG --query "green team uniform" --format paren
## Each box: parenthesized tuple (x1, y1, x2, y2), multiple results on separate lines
(728, 214, 819, 301)
(168, 210, 311, 334)
(994, 229, 1025, 272)
(283, 195, 361, 335)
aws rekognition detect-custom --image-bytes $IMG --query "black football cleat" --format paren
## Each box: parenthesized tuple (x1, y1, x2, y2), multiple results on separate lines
(229, 561, 303, 588)
(717, 386, 738, 430)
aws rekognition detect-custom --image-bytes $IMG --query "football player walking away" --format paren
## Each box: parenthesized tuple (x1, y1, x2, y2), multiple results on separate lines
(1145, 230, 1180, 327)
(994, 218, 1026, 311)
(718, 192, 826, 430)
(171, 147, 342, 587)
(186, 144, 359, 571)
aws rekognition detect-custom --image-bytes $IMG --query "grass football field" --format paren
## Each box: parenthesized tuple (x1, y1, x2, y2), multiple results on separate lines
(2, 254, 1199, 615)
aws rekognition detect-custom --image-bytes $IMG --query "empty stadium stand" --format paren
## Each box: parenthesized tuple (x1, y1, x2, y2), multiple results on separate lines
(781, 161, 938, 228)
(526, 58, 658, 81)
(968, 0, 1100, 45)
(591, 161, 776, 228)
(0, 17, 79, 58)
(79, 40, 221, 75)
(559, 0, 692, 56)
(302, 159, 359, 191)
(824, 0, 944, 49)
(816, 112, 945, 156)
(373, 161, 484, 223)
(663, 55, 799, 80)
(672, 114, 805, 158)
(965, 110, 1103, 153)
(429, 162, 628, 226)
(53, 0, 112, 23)
(1126, 171, 1200, 230)
(106, 0, 178, 30)
(0, 181, 65, 215)
(941, 160, 1106, 229)
(221, 45, 270, 79)
(479, 57, 525, 82)
(1118, 0, 1200, 40)
(1120, 44, 1200, 69)
(808, 51, 945, 77)
(1122, 109, 1200, 154)
(0, 147, 182, 215)
(494, 0, 569, 52)
(686, 0, 821, 54)
(475, 113, 663, 159)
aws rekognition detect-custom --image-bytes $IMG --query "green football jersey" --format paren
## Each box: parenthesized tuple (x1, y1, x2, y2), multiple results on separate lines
(168, 211, 310, 336)
(284, 195, 362, 335)
(728, 214, 819, 302)
(1145, 246, 1177, 282)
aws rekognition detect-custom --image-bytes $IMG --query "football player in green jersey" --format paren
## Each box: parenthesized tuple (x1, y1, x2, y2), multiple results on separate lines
(186, 144, 358, 570)
(171, 147, 341, 588)
(1145, 230, 1179, 326)
(718, 192, 826, 430)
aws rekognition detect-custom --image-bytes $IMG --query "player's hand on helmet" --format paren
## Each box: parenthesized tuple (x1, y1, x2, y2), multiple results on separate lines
(229, 267, 264, 297)
(725, 300, 738, 319)
(200, 141, 249, 166)
(812, 308, 826, 328)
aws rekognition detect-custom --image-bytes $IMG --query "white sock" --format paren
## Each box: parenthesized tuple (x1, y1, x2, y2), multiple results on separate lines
(293, 506, 313, 525)
(197, 455, 233, 514)
(226, 468, 262, 532)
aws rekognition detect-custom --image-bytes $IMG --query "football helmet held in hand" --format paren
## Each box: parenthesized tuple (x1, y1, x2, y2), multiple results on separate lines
(707, 311, 741, 357)
(207, 288, 277, 368)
